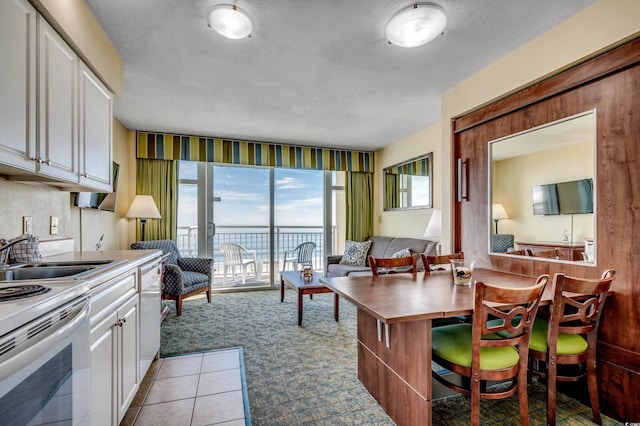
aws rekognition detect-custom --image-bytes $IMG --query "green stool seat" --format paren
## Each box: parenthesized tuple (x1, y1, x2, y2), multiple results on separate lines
(529, 318, 588, 354)
(432, 323, 519, 370)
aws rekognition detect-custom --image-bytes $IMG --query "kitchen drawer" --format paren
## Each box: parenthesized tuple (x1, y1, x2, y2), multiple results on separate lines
(90, 270, 136, 325)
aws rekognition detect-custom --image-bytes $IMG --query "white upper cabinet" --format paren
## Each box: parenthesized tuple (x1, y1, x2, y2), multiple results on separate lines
(79, 62, 113, 192)
(37, 15, 80, 183)
(0, 7, 113, 191)
(0, 0, 37, 171)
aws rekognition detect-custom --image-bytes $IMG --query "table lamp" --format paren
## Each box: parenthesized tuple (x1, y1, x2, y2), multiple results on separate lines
(492, 204, 509, 234)
(424, 209, 442, 255)
(126, 195, 161, 241)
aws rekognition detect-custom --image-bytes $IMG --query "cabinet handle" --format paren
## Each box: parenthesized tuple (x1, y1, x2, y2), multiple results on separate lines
(36, 157, 43, 164)
(45, 159, 51, 165)
(81, 173, 88, 177)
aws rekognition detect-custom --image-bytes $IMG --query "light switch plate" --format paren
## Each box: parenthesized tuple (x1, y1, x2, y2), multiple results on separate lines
(23, 216, 32, 234)
(50, 216, 59, 235)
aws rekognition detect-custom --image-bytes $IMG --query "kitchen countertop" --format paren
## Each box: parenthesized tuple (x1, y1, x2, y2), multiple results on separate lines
(42, 249, 163, 289)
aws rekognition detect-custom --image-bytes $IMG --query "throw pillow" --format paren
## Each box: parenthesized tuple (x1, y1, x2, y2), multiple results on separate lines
(377, 248, 412, 273)
(339, 240, 372, 266)
(391, 248, 411, 258)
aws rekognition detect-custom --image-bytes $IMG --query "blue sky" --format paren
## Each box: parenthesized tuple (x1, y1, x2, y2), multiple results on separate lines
(177, 162, 324, 228)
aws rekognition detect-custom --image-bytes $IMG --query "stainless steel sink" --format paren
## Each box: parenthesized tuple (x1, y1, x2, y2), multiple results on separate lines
(0, 259, 124, 281)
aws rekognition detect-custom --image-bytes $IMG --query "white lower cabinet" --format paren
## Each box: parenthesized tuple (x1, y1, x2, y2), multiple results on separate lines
(90, 271, 140, 426)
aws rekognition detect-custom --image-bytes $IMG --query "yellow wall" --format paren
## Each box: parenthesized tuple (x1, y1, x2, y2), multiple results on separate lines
(69, 119, 134, 251)
(31, 0, 122, 95)
(375, 123, 442, 238)
(0, 1, 128, 251)
(379, 0, 640, 253)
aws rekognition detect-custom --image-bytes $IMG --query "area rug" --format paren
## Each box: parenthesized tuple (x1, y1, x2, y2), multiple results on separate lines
(161, 290, 621, 425)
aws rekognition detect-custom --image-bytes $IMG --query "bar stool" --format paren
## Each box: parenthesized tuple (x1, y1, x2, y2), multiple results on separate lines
(528, 269, 615, 425)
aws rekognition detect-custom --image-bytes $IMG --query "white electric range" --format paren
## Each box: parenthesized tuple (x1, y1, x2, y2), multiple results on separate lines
(0, 279, 91, 425)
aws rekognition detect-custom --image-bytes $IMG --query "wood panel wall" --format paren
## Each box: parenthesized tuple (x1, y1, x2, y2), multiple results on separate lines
(452, 37, 640, 422)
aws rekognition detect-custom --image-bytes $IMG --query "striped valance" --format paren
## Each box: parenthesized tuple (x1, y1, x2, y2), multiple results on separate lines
(385, 155, 430, 176)
(136, 132, 373, 172)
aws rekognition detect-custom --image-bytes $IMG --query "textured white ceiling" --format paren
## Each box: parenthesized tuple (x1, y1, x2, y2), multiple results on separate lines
(86, 0, 597, 151)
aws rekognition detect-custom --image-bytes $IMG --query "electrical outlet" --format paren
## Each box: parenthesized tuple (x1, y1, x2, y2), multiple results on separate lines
(23, 216, 32, 234)
(50, 216, 59, 235)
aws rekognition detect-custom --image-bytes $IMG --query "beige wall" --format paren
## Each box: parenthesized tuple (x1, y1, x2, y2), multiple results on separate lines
(494, 142, 594, 243)
(380, 0, 640, 253)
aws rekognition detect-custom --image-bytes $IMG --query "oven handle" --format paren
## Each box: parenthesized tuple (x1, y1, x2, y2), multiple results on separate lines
(0, 297, 90, 382)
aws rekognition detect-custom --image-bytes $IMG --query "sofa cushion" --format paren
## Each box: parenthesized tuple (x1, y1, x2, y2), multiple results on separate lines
(327, 263, 371, 276)
(339, 240, 372, 266)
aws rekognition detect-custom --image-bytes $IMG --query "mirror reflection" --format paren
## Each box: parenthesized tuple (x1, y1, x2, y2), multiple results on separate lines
(383, 153, 432, 211)
(489, 111, 595, 263)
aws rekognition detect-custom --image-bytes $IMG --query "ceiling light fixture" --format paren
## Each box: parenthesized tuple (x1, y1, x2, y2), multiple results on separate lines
(207, 4, 253, 40)
(385, 3, 447, 48)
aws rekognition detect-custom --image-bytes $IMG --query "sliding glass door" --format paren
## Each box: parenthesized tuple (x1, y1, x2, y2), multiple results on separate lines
(178, 162, 342, 290)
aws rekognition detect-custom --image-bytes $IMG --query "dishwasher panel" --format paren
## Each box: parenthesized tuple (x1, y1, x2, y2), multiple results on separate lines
(139, 259, 162, 380)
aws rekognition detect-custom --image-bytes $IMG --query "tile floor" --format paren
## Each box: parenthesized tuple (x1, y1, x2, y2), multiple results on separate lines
(121, 348, 250, 426)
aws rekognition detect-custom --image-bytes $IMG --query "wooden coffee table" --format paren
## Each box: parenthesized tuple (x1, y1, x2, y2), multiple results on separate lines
(280, 271, 339, 326)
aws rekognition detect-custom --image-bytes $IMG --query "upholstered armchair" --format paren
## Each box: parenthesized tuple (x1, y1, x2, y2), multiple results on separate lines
(130, 239, 213, 316)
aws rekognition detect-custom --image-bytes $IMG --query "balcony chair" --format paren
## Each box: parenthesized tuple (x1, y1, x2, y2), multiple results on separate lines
(528, 269, 615, 426)
(219, 242, 260, 284)
(282, 241, 316, 271)
(368, 254, 416, 276)
(130, 239, 213, 316)
(431, 275, 549, 426)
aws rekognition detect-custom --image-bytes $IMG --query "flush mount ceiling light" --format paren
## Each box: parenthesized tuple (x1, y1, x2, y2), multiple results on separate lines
(207, 4, 253, 40)
(385, 3, 447, 48)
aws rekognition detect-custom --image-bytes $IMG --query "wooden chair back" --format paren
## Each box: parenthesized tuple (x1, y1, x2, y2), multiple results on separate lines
(530, 248, 558, 259)
(506, 249, 527, 256)
(421, 252, 464, 271)
(368, 254, 417, 276)
(431, 274, 549, 425)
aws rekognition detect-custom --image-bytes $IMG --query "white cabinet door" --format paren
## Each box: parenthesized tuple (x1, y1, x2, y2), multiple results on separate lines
(0, 0, 37, 171)
(90, 310, 118, 426)
(79, 62, 113, 192)
(117, 295, 140, 423)
(37, 15, 79, 182)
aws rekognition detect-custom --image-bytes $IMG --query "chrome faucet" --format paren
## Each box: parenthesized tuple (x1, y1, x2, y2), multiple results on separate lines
(0, 235, 32, 266)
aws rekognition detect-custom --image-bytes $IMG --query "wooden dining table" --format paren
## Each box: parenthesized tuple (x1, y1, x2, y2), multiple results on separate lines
(320, 268, 552, 426)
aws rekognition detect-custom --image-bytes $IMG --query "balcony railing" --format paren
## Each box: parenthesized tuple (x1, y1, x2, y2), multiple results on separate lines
(177, 225, 335, 282)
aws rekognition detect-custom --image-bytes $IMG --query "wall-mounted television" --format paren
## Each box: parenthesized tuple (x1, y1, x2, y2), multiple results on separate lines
(531, 178, 593, 215)
(74, 162, 120, 212)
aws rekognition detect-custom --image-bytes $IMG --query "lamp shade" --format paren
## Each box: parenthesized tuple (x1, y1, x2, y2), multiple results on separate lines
(207, 4, 253, 40)
(126, 195, 161, 219)
(385, 3, 447, 48)
(424, 209, 442, 238)
(492, 204, 509, 220)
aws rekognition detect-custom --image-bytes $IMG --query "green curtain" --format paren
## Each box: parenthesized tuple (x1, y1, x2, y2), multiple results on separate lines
(135, 159, 178, 241)
(346, 172, 373, 241)
(384, 173, 400, 209)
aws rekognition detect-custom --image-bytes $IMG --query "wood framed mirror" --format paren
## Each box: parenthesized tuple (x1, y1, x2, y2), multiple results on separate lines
(488, 110, 596, 264)
(383, 153, 433, 211)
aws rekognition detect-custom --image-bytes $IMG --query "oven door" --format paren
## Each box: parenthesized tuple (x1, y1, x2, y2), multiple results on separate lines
(0, 296, 91, 426)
